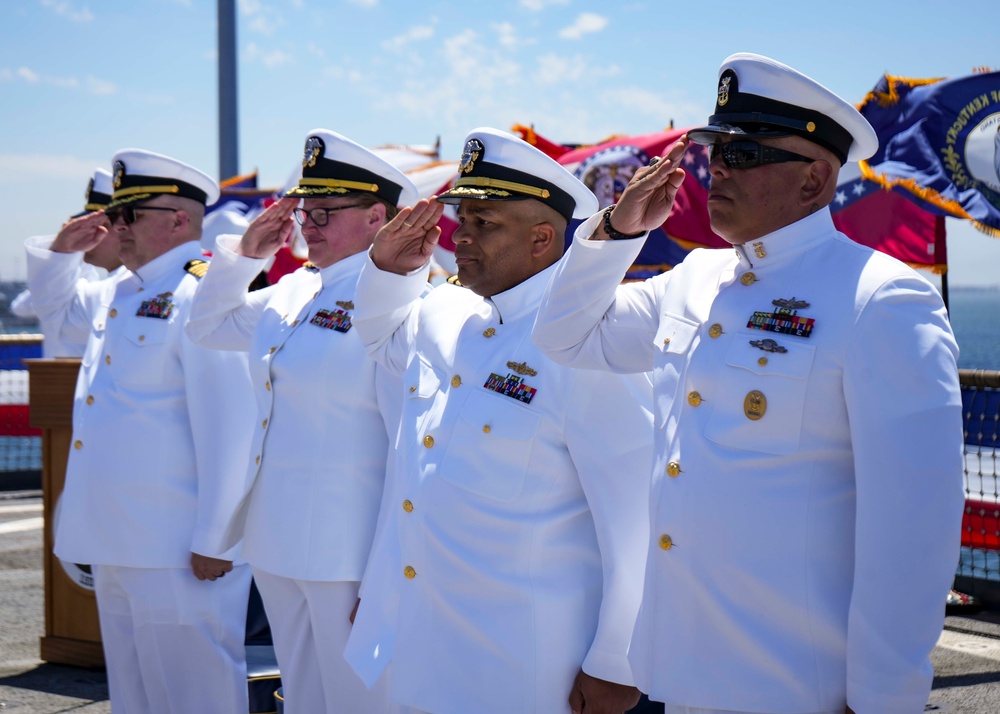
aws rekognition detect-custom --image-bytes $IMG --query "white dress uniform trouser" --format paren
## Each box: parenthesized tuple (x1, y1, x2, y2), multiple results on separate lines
(253, 568, 394, 714)
(93, 563, 251, 714)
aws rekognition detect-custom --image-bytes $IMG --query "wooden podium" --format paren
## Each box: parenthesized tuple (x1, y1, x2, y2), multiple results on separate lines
(27, 358, 105, 668)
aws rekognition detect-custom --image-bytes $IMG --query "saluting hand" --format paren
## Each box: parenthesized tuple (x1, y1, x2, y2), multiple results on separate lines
(370, 198, 445, 275)
(237, 196, 297, 260)
(49, 211, 110, 254)
(598, 135, 689, 239)
(190, 552, 234, 582)
(568, 669, 641, 714)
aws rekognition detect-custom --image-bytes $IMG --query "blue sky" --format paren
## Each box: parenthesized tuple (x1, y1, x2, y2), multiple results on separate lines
(2, 0, 999, 285)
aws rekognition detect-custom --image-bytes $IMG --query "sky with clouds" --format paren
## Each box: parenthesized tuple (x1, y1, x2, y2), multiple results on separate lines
(1, 0, 999, 286)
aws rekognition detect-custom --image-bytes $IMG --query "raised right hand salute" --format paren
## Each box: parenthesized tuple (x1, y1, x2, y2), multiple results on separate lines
(370, 197, 444, 274)
(236, 195, 297, 260)
(597, 135, 690, 240)
(48, 210, 110, 254)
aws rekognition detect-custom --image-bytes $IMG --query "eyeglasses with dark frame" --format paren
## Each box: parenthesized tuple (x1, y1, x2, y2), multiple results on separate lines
(105, 205, 179, 226)
(710, 140, 816, 170)
(293, 204, 365, 227)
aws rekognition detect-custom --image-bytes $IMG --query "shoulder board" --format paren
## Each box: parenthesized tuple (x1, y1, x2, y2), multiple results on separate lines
(446, 274, 464, 287)
(184, 259, 209, 279)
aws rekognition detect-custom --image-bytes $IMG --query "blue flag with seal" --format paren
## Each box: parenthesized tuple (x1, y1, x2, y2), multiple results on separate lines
(858, 70, 1000, 237)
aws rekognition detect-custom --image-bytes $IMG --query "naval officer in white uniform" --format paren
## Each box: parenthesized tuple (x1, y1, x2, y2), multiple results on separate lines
(12, 167, 124, 357)
(25, 150, 256, 714)
(534, 53, 964, 714)
(186, 129, 418, 714)
(347, 128, 653, 714)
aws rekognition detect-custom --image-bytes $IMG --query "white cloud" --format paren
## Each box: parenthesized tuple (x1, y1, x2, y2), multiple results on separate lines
(9, 65, 119, 95)
(520, 0, 568, 10)
(306, 42, 325, 59)
(85, 76, 117, 96)
(492, 22, 520, 48)
(558, 12, 608, 40)
(245, 42, 294, 68)
(598, 86, 703, 126)
(345, 0, 378, 7)
(382, 24, 435, 52)
(39, 0, 94, 22)
(239, 0, 283, 35)
(0, 153, 105, 181)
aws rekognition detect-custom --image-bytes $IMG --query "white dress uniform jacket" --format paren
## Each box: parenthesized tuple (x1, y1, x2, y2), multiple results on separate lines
(186, 236, 401, 581)
(533, 208, 964, 714)
(349, 258, 653, 714)
(24, 238, 255, 566)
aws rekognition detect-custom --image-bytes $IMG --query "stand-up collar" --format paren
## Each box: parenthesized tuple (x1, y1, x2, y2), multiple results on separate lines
(484, 263, 558, 324)
(133, 241, 204, 284)
(318, 249, 368, 288)
(733, 207, 838, 270)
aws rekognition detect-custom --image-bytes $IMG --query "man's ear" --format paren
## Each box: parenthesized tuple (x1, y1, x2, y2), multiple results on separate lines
(172, 209, 190, 234)
(366, 202, 387, 229)
(800, 160, 835, 207)
(529, 221, 557, 258)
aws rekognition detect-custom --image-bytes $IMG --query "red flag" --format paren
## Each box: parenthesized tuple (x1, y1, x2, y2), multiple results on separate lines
(830, 163, 947, 273)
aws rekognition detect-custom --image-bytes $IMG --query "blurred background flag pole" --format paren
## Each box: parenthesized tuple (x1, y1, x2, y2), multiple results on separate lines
(218, 0, 239, 182)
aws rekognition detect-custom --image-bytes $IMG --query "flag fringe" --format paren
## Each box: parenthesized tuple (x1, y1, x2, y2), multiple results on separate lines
(220, 169, 258, 187)
(859, 75, 946, 109)
(858, 161, 977, 221)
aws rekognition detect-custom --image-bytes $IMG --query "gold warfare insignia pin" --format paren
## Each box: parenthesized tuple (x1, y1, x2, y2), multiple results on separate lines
(506, 360, 538, 377)
(303, 135, 324, 168)
(458, 138, 484, 175)
(113, 159, 125, 189)
(336, 300, 355, 310)
(753, 241, 766, 259)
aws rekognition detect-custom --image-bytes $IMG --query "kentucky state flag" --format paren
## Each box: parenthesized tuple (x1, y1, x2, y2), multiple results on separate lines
(859, 71, 1000, 237)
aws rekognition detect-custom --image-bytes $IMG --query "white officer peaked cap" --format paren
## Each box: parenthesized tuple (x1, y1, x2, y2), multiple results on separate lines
(72, 168, 114, 218)
(688, 53, 878, 164)
(287, 128, 419, 208)
(436, 127, 599, 221)
(108, 149, 220, 209)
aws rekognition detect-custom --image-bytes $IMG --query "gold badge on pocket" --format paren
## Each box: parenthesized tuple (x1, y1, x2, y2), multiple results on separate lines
(744, 390, 766, 420)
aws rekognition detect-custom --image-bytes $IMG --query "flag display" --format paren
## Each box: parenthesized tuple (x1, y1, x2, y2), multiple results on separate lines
(859, 71, 1000, 237)
(831, 162, 947, 273)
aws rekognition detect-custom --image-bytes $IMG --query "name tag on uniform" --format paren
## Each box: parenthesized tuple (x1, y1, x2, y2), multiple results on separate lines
(135, 294, 173, 319)
(310, 308, 352, 333)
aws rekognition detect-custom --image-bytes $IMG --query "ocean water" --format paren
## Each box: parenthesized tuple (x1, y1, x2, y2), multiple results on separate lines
(949, 287, 1000, 371)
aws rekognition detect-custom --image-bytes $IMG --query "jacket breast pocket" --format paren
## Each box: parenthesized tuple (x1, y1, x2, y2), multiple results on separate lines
(81, 305, 110, 368)
(439, 390, 541, 503)
(704, 332, 815, 455)
(114, 318, 172, 388)
(652, 313, 700, 425)
(397, 356, 442, 451)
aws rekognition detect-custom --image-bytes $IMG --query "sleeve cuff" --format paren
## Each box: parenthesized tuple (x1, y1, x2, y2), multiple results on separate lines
(582, 646, 636, 687)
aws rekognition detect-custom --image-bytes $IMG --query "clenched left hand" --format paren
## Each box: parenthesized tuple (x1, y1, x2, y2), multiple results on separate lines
(568, 669, 641, 714)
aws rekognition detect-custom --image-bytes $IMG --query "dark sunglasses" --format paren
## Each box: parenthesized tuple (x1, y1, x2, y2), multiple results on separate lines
(293, 204, 364, 227)
(105, 205, 179, 226)
(710, 140, 815, 170)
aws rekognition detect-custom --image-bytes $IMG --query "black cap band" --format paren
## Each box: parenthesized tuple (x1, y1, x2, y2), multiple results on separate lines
(110, 174, 209, 208)
(288, 157, 403, 205)
(438, 161, 576, 221)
